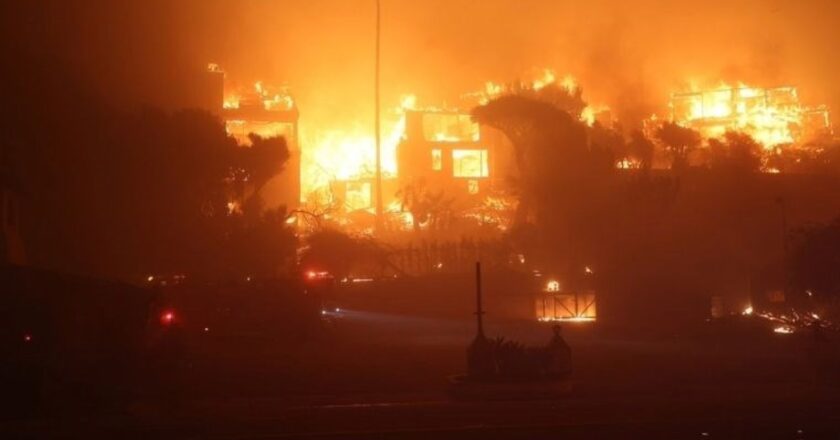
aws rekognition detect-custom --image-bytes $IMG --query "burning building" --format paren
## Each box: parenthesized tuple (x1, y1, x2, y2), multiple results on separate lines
(223, 85, 300, 210)
(671, 84, 832, 149)
(397, 109, 499, 197)
(207, 65, 301, 209)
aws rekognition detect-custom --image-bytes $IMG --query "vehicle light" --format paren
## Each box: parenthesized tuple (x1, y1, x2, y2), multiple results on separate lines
(160, 310, 176, 325)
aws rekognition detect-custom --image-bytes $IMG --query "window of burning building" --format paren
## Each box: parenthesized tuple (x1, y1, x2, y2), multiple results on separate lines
(431, 149, 442, 171)
(422, 113, 480, 143)
(344, 182, 372, 211)
(452, 149, 489, 178)
(225, 120, 295, 146)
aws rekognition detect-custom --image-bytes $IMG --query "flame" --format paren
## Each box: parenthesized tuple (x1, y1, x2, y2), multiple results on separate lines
(672, 82, 827, 149)
(300, 94, 469, 203)
(773, 326, 795, 334)
(533, 69, 557, 91)
(300, 112, 405, 199)
(616, 158, 642, 170)
(474, 70, 607, 126)
(559, 74, 578, 94)
(254, 81, 295, 111)
(223, 95, 240, 110)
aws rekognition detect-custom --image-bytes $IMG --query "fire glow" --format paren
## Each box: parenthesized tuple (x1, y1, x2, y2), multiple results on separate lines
(215, 63, 832, 214)
(671, 82, 831, 149)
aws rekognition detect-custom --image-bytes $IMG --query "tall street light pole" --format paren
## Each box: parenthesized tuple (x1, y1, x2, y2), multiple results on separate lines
(374, 0, 384, 232)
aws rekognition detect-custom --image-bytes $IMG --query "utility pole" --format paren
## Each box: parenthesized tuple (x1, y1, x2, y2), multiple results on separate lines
(374, 0, 384, 232)
(467, 261, 492, 378)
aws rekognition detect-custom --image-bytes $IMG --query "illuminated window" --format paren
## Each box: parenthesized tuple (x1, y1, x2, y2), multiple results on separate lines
(345, 182, 372, 211)
(431, 149, 442, 171)
(422, 113, 480, 142)
(452, 149, 489, 178)
(467, 180, 479, 194)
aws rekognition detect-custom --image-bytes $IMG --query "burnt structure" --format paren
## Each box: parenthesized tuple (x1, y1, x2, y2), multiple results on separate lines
(200, 65, 301, 209)
(223, 98, 300, 209)
(397, 110, 507, 197)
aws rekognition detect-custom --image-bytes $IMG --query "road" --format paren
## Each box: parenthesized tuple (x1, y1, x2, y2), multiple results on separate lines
(4, 307, 840, 439)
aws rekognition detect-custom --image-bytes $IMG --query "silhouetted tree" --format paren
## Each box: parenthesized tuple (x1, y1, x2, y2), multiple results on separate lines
(473, 95, 617, 285)
(473, 95, 591, 226)
(627, 130, 655, 171)
(588, 122, 624, 167)
(708, 131, 763, 173)
(656, 122, 702, 171)
(2, 56, 295, 280)
(240, 133, 291, 200)
(790, 219, 840, 300)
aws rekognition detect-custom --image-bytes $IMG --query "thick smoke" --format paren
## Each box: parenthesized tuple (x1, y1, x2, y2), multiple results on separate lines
(4, 0, 838, 150)
(5, 0, 839, 122)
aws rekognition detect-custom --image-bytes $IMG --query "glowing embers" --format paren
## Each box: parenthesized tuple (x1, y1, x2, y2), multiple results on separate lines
(774, 326, 795, 334)
(452, 149, 489, 178)
(537, 287, 597, 323)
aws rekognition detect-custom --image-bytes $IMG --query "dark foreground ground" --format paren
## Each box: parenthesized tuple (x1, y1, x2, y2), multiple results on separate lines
(3, 304, 840, 439)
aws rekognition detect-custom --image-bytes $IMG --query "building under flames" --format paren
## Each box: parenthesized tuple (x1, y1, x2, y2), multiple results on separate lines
(328, 108, 514, 216)
(205, 64, 301, 210)
(671, 84, 832, 148)
(397, 110, 503, 197)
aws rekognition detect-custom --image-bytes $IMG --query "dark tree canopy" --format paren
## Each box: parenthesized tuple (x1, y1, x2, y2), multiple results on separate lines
(656, 122, 702, 171)
(473, 94, 618, 286)
(708, 131, 763, 173)
(790, 218, 840, 300)
(627, 130, 655, 171)
(1, 56, 295, 281)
